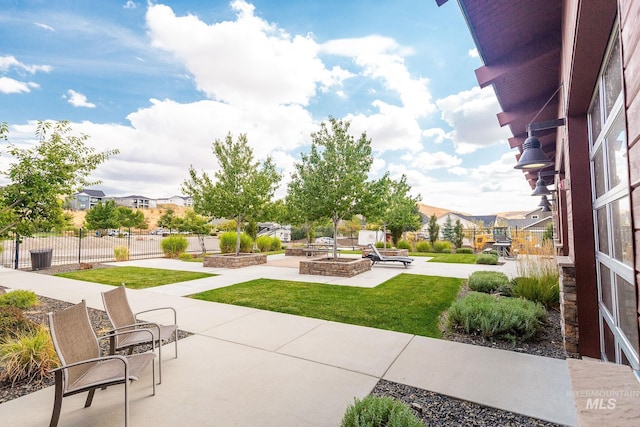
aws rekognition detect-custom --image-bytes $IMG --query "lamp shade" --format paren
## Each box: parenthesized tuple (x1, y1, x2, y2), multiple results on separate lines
(540, 205, 552, 212)
(514, 135, 554, 170)
(531, 175, 551, 196)
(538, 195, 551, 208)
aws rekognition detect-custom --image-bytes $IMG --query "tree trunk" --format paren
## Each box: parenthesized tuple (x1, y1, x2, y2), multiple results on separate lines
(332, 214, 339, 258)
(235, 215, 242, 255)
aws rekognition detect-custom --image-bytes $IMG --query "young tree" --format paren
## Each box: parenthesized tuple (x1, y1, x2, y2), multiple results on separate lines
(0, 121, 117, 236)
(442, 215, 455, 243)
(453, 219, 465, 249)
(428, 214, 440, 247)
(290, 117, 373, 258)
(84, 201, 119, 234)
(183, 132, 281, 255)
(157, 208, 178, 231)
(385, 175, 422, 247)
(175, 209, 211, 254)
(116, 207, 147, 230)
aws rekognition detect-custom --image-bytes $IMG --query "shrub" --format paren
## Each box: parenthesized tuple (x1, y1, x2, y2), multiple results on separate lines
(161, 235, 189, 258)
(488, 249, 498, 256)
(113, 246, 129, 262)
(396, 240, 411, 250)
(475, 254, 498, 265)
(468, 271, 511, 295)
(0, 290, 39, 309)
(340, 395, 423, 427)
(415, 241, 431, 253)
(456, 248, 474, 254)
(0, 325, 59, 386)
(432, 240, 451, 253)
(375, 241, 386, 248)
(219, 232, 253, 254)
(270, 236, 282, 251)
(512, 276, 559, 308)
(178, 252, 195, 261)
(447, 292, 546, 342)
(256, 235, 272, 252)
(0, 307, 37, 339)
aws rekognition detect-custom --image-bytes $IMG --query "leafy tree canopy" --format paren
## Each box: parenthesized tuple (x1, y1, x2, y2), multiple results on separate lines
(0, 121, 117, 236)
(289, 117, 372, 257)
(183, 132, 281, 255)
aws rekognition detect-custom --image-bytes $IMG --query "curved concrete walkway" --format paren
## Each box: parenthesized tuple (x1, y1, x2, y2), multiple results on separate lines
(0, 256, 577, 426)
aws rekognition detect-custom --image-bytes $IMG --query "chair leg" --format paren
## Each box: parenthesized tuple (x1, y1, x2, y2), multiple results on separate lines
(124, 377, 130, 427)
(84, 389, 96, 408)
(157, 338, 162, 384)
(174, 330, 178, 358)
(49, 371, 63, 427)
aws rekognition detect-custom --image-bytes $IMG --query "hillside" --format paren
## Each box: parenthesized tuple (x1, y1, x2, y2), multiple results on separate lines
(67, 204, 190, 229)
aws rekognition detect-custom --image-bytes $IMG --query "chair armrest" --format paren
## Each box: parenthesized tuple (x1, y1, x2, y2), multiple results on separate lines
(98, 328, 156, 355)
(50, 354, 128, 374)
(135, 306, 177, 324)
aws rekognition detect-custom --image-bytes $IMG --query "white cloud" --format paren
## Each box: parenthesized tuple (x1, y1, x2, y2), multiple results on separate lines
(422, 127, 447, 144)
(0, 77, 38, 94)
(123, 1, 137, 9)
(346, 101, 423, 154)
(0, 55, 52, 74)
(66, 90, 96, 108)
(34, 22, 55, 31)
(436, 86, 511, 154)
(468, 48, 479, 58)
(321, 35, 434, 118)
(400, 150, 462, 170)
(145, 1, 348, 107)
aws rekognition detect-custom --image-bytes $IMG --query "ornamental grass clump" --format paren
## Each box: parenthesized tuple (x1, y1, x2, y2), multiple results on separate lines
(340, 395, 423, 427)
(432, 240, 452, 253)
(416, 241, 431, 253)
(514, 240, 559, 308)
(113, 246, 129, 262)
(396, 240, 411, 250)
(161, 235, 189, 258)
(468, 271, 511, 295)
(219, 232, 253, 254)
(0, 290, 39, 309)
(447, 292, 546, 342)
(0, 306, 37, 339)
(0, 325, 59, 386)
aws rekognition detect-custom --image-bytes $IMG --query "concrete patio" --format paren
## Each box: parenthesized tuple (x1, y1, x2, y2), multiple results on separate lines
(0, 254, 637, 426)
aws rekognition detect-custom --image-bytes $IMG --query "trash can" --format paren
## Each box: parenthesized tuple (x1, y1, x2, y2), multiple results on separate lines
(30, 249, 53, 271)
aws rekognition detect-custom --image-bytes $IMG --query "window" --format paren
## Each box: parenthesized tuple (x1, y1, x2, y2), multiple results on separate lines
(589, 28, 638, 369)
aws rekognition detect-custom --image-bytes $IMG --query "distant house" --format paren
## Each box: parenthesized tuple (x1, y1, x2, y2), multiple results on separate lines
(156, 196, 193, 207)
(67, 189, 106, 210)
(113, 195, 157, 209)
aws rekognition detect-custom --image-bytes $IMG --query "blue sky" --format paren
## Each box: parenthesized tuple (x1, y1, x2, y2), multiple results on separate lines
(0, 0, 537, 215)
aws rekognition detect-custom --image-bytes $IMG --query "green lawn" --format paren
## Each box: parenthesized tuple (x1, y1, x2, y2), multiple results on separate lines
(191, 274, 462, 337)
(419, 252, 477, 264)
(55, 267, 216, 289)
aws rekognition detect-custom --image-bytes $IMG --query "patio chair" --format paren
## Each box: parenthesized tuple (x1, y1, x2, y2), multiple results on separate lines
(101, 284, 178, 384)
(365, 243, 414, 268)
(48, 300, 156, 427)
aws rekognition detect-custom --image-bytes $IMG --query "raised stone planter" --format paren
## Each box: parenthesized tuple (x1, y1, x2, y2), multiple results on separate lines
(285, 247, 306, 256)
(299, 257, 371, 277)
(203, 253, 267, 268)
(361, 248, 409, 257)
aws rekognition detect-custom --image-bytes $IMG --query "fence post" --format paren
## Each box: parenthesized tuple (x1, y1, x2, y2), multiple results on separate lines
(13, 235, 20, 270)
(78, 228, 83, 264)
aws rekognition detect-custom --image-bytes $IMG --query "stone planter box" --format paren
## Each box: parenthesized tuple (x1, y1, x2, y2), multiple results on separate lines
(299, 257, 371, 277)
(204, 253, 267, 268)
(285, 247, 306, 256)
(361, 248, 409, 257)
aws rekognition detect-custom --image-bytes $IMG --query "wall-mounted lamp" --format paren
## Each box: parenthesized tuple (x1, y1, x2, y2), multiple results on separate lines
(538, 195, 552, 209)
(514, 84, 565, 170)
(531, 172, 551, 196)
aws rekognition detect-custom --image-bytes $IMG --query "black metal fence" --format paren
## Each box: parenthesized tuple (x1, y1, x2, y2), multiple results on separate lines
(1, 229, 220, 270)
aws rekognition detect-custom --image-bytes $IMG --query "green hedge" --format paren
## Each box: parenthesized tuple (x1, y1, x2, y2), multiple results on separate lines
(475, 254, 498, 265)
(468, 271, 511, 295)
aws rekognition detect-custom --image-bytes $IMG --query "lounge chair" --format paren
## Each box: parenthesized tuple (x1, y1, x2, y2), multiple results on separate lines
(365, 244, 414, 268)
(48, 300, 156, 427)
(102, 284, 178, 384)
